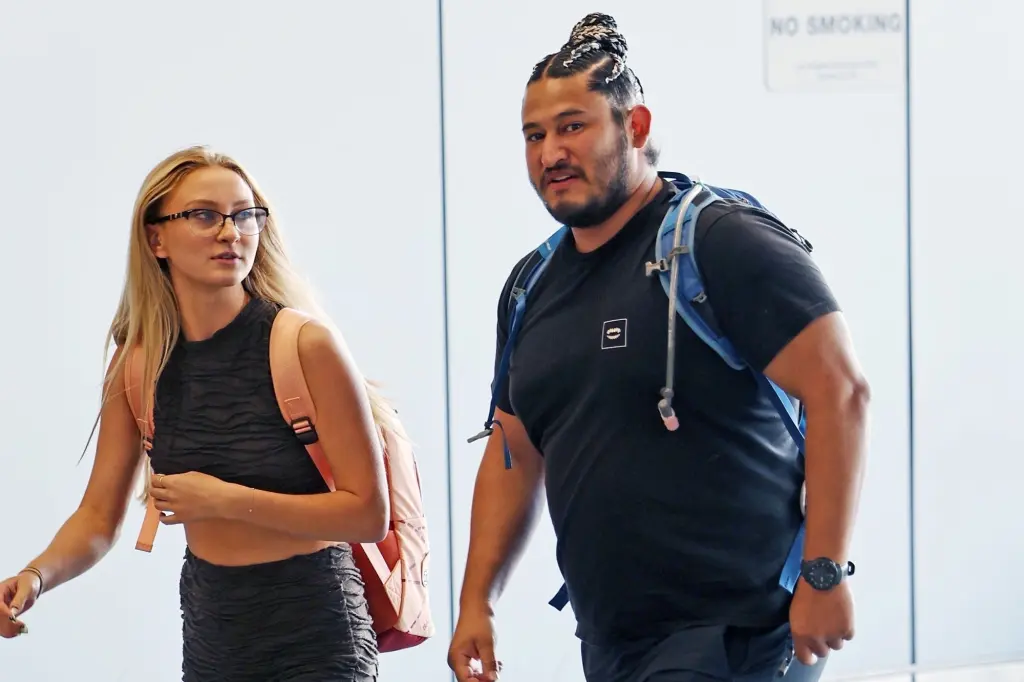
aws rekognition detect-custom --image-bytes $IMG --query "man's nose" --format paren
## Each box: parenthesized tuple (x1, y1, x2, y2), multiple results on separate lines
(539, 138, 569, 170)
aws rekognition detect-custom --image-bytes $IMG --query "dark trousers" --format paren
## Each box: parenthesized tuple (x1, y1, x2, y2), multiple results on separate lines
(581, 623, 826, 682)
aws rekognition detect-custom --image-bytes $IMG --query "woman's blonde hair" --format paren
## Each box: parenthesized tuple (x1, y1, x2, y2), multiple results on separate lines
(101, 145, 403, 501)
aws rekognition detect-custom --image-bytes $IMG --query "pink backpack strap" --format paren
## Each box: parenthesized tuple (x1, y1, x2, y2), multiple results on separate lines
(268, 309, 399, 614)
(123, 346, 161, 553)
(268, 308, 336, 489)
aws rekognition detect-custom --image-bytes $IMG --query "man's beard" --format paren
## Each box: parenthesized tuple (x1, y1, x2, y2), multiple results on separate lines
(537, 134, 630, 228)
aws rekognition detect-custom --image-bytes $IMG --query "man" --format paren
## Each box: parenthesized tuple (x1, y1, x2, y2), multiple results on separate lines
(448, 13, 870, 682)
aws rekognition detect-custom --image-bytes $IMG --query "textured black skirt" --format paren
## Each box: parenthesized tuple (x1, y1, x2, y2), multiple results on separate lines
(179, 544, 378, 682)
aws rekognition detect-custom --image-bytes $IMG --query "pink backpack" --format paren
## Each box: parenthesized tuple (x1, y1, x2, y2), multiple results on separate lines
(125, 308, 435, 652)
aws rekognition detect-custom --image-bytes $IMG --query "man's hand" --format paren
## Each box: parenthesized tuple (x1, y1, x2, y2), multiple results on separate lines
(448, 604, 502, 681)
(789, 579, 855, 666)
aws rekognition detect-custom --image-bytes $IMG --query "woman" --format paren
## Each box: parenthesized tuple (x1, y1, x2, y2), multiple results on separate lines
(0, 146, 396, 681)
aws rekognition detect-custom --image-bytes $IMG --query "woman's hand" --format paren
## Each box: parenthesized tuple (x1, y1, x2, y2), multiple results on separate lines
(0, 572, 41, 638)
(150, 472, 244, 525)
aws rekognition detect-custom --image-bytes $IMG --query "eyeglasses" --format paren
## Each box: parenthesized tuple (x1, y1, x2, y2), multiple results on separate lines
(150, 207, 270, 236)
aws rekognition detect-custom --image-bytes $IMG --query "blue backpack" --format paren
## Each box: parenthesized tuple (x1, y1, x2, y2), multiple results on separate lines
(468, 171, 809, 612)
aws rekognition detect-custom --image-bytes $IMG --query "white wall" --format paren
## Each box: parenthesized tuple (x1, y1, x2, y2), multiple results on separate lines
(909, 0, 1024, 670)
(4, 0, 1022, 680)
(444, 2, 910, 681)
(0, 1, 450, 680)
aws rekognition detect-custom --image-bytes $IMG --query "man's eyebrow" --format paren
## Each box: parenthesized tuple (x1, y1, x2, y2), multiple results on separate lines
(522, 108, 587, 132)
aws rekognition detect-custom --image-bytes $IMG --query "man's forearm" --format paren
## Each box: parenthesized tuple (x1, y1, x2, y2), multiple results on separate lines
(802, 383, 870, 564)
(460, 437, 545, 610)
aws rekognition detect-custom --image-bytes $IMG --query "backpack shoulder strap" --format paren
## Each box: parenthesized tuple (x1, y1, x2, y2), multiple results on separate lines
(269, 309, 399, 596)
(123, 345, 154, 444)
(268, 307, 335, 489)
(505, 226, 566, 315)
(654, 173, 809, 594)
(645, 179, 745, 435)
(123, 345, 161, 553)
(468, 226, 568, 470)
(651, 176, 807, 438)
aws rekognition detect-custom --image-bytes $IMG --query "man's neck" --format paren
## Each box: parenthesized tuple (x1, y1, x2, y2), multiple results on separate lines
(571, 172, 662, 254)
(173, 281, 250, 342)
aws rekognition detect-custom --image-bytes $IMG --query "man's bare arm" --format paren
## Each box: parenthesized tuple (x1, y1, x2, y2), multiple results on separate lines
(459, 408, 546, 613)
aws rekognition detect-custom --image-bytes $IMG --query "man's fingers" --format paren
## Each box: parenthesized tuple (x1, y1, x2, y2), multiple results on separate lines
(808, 638, 830, 658)
(452, 662, 476, 682)
(478, 641, 501, 681)
(793, 641, 817, 667)
(793, 636, 830, 666)
(449, 651, 487, 682)
(827, 637, 846, 651)
(447, 650, 472, 682)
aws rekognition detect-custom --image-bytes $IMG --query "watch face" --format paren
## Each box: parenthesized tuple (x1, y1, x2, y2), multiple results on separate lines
(805, 559, 841, 590)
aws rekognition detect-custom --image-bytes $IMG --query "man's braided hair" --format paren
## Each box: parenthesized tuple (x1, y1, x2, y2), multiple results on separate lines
(529, 13, 658, 165)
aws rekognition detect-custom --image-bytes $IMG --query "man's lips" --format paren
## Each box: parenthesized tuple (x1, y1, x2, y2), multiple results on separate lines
(545, 171, 582, 188)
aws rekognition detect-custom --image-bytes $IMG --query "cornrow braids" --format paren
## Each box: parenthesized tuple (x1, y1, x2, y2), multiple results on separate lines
(529, 13, 659, 165)
(561, 13, 629, 83)
(530, 13, 642, 96)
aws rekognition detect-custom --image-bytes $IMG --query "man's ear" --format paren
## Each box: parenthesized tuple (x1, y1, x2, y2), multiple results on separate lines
(147, 225, 168, 260)
(627, 104, 653, 150)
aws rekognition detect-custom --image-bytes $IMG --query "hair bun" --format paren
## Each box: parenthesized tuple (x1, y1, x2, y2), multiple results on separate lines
(564, 12, 628, 60)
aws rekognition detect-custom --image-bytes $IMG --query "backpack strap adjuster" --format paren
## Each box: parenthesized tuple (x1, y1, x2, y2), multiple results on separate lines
(644, 246, 690, 278)
(290, 417, 319, 446)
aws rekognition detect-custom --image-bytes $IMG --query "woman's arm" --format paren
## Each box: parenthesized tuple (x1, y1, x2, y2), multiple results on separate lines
(20, 348, 147, 595)
(216, 320, 390, 544)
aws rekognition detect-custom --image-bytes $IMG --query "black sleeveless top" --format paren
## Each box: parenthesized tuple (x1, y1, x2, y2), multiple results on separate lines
(148, 298, 329, 495)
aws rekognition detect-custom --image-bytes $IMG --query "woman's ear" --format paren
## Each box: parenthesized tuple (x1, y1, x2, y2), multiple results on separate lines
(147, 225, 168, 260)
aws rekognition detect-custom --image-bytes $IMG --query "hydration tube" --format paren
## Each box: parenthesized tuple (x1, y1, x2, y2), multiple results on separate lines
(656, 181, 706, 432)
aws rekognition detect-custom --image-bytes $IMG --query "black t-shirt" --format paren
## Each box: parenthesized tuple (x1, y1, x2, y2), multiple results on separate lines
(492, 180, 841, 645)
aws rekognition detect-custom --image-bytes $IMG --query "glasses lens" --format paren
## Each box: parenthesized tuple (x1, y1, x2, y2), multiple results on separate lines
(187, 209, 224, 234)
(234, 208, 268, 235)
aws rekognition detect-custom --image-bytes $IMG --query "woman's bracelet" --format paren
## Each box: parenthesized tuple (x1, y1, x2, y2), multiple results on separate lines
(18, 566, 44, 596)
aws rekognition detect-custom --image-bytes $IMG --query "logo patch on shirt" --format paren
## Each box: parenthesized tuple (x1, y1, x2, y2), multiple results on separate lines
(601, 318, 628, 350)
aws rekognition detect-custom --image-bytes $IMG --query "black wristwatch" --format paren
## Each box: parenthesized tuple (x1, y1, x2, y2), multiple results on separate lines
(800, 557, 855, 591)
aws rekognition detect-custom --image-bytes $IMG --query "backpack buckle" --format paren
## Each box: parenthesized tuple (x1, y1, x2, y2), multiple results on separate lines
(467, 427, 493, 444)
(644, 259, 669, 276)
(290, 417, 319, 445)
(645, 245, 689, 277)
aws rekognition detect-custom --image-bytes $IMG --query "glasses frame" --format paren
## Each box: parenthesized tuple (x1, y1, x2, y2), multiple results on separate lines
(149, 206, 270, 236)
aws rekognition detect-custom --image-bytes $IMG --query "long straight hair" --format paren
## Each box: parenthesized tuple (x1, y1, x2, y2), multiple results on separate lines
(100, 145, 403, 501)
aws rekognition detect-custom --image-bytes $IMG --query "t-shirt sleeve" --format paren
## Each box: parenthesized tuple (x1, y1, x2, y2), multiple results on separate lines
(491, 253, 534, 415)
(694, 206, 841, 372)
